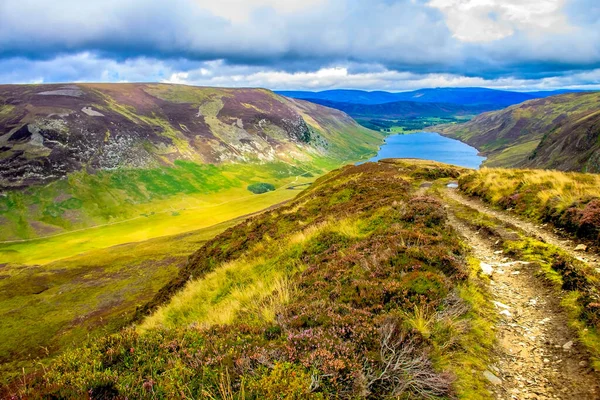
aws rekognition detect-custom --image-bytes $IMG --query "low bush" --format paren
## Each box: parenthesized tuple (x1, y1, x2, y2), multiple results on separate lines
(247, 182, 276, 194)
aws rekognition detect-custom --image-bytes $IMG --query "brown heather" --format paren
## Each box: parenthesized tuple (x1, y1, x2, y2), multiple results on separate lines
(6, 160, 496, 399)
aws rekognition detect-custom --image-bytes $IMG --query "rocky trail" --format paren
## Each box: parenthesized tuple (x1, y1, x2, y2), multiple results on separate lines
(445, 188, 599, 270)
(443, 186, 600, 399)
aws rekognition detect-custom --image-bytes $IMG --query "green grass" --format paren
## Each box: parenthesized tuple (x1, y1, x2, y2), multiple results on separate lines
(0, 181, 309, 266)
(0, 217, 243, 384)
(8, 160, 490, 399)
(432, 257, 496, 400)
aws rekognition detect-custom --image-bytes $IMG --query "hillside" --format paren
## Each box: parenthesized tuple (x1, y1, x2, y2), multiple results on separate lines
(7, 160, 600, 398)
(0, 83, 379, 189)
(435, 92, 600, 171)
(0, 83, 384, 384)
(8, 160, 497, 398)
(0, 83, 383, 240)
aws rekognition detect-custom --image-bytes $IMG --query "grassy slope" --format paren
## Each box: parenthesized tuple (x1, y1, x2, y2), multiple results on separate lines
(0, 217, 243, 383)
(10, 160, 496, 399)
(459, 168, 600, 243)
(434, 92, 600, 170)
(0, 165, 316, 265)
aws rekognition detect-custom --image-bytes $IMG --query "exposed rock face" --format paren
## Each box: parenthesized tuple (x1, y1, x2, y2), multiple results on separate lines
(0, 83, 367, 189)
(435, 92, 600, 172)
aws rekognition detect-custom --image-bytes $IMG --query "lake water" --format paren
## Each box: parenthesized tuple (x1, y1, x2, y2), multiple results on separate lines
(366, 132, 485, 169)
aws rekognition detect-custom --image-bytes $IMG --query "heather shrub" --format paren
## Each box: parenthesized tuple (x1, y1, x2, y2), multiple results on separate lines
(14, 161, 477, 399)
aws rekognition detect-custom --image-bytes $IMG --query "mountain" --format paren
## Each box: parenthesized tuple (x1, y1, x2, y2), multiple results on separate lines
(0, 83, 381, 189)
(384, 87, 537, 107)
(277, 87, 584, 107)
(434, 91, 600, 171)
(276, 89, 400, 105)
(302, 98, 492, 118)
(0, 83, 383, 240)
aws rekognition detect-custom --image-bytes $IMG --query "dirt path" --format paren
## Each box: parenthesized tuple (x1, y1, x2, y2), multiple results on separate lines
(445, 188, 599, 270)
(445, 189, 600, 399)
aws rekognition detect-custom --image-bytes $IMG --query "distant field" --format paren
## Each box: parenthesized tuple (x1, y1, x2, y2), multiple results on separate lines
(0, 175, 313, 266)
(356, 116, 471, 133)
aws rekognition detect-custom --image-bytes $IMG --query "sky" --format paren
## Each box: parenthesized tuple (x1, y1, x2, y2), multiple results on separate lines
(1, 0, 599, 91)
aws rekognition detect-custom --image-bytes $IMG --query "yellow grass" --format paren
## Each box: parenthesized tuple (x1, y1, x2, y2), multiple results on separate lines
(139, 218, 362, 331)
(471, 167, 600, 212)
(0, 178, 312, 266)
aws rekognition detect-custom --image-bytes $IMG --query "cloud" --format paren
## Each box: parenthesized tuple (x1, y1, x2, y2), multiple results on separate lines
(427, 0, 570, 42)
(0, 0, 599, 89)
(3, 53, 598, 92)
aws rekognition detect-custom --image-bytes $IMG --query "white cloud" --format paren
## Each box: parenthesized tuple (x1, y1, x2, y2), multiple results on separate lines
(428, 0, 571, 42)
(195, 0, 325, 22)
(160, 60, 600, 91)
(0, 0, 599, 86)
(2, 52, 600, 91)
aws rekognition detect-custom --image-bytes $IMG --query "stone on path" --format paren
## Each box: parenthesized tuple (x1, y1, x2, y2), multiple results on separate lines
(480, 262, 494, 275)
(563, 341, 573, 350)
(484, 370, 502, 385)
(575, 244, 588, 252)
(493, 301, 511, 310)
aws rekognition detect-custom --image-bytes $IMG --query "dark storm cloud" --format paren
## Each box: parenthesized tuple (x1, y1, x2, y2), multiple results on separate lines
(0, 0, 599, 87)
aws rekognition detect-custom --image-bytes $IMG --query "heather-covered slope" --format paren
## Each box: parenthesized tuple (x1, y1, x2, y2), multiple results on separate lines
(435, 92, 600, 171)
(0, 84, 383, 240)
(9, 160, 497, 399)
(0, 83, 379, 189)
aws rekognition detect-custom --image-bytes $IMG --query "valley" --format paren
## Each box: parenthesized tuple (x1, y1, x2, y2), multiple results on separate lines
(279, 88, 586, 134)
(0, 83, 385, 386)
(6, 159, 600, 399)
(3, 84, 600, 397)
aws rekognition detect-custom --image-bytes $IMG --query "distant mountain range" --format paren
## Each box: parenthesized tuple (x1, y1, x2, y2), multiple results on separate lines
(277, 87, 585, 107)
(277, 87, 589, 134)
(300, 99, 490, 119)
